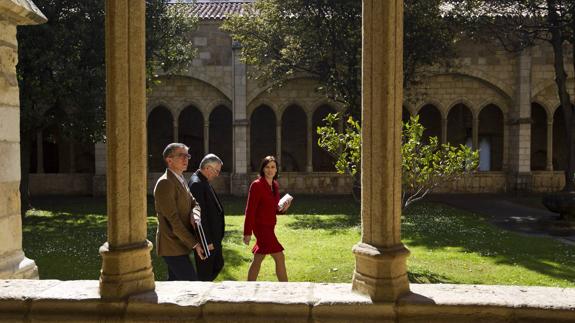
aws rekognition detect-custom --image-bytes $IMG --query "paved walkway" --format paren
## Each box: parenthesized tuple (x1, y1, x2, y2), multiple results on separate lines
(429, 193, 575, 245)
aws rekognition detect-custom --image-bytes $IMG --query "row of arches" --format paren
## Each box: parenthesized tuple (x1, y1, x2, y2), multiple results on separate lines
(26, 101, 571, 174)
(531, 103, 569, 171)
(403, 103, 504, 171)
(404, 102, 570, 172)
(147, 104, 337, 172)
(28, 107, 94, 174)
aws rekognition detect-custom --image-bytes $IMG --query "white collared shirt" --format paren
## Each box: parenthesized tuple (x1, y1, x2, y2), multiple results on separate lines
(168, 168, 190, 193)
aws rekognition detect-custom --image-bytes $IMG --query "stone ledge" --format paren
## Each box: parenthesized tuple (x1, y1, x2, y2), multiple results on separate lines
(0, 0, 47, 25)
(0, 280, 573, 322)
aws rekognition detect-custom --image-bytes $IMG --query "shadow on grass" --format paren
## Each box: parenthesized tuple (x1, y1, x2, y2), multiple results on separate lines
(219, 195, 360, 216)
(286, 214, 360, 233)
(407, 271, 453, 284)
(403, 202, 575, 282)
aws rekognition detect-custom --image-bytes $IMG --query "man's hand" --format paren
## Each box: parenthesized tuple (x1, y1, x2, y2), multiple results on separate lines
(208, 243, 215, 251)
(195, 244, 207, 260)
(243, 235, 251, 245)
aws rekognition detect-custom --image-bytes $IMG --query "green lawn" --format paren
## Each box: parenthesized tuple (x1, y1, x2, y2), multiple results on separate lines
(22, 195, 575, 287)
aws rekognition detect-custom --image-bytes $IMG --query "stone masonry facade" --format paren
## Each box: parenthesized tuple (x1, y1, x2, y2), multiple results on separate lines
(27, 1, 575, 196)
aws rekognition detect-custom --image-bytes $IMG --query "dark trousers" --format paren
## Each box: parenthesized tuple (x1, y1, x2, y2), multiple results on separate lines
(194, 243, 224, 281)
(162, 255, 198, 281)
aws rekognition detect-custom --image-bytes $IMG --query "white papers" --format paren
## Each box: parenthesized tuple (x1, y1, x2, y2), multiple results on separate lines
(278, 193, 293, 210)
(191, 205, 211, 257)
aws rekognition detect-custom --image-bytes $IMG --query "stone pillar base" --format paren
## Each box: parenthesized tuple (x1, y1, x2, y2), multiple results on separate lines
(99, 240, 155, 299)
(508, 172, 533, 192)
(352, 243, 410, 302)
(230, 173, 250, 196)
(0, 251, 38, 279)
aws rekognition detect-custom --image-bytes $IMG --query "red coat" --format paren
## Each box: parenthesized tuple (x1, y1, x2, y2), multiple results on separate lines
(243, 177, 280, 236)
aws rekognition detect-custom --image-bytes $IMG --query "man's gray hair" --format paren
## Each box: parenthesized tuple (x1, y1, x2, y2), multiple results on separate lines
(162, 143, 188, 159)
(199, 153, 223, 170)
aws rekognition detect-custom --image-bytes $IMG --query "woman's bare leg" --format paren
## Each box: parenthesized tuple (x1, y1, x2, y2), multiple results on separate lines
(271, 252, 288, 282)
(247, 253, 266, 281)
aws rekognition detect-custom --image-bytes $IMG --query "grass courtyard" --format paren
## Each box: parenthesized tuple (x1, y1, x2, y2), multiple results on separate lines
(22, 195, 575, 287)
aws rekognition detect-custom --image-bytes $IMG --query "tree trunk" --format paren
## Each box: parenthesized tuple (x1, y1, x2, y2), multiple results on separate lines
(19, 131, 32, 220)
(547, 0, 574, 191)
(569, 3, 575, 193)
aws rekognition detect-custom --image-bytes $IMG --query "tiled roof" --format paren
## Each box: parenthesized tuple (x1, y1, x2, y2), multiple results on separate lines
(185, 1, 253, 20)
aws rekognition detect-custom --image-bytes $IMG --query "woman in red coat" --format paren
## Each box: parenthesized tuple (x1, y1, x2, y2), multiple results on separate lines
(243, 156, 292, 281)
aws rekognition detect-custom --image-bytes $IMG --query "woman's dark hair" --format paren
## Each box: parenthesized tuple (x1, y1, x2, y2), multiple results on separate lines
(259, 155, 279, 182)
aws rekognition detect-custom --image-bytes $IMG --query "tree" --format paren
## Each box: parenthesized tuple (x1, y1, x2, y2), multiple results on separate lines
(447, 0, 575, 191)
(17, 0, 197, 216)
(317, 114, 479, 208)
(222, 0, 456, 117)
(223, 0, 462, 202)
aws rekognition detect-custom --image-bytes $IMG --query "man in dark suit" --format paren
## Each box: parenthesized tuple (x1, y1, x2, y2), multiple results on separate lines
(154, 143, 205, 281)
(188, 153, 225, 281)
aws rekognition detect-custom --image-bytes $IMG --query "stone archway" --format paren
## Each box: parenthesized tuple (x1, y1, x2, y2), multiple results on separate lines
(179, 105, 204, 171)
(478, 104, 504, 171)
(447, 103, 473, 146)
(553, 107, 567, 171)
(147, 106, 174, 172)
(417, 104, 442, 143)
(281, 105, 307, 172)
(312, 104, 336, 171)
(209, 105, 233, 172)
(250, 105, 276, 171)
(531, 103, 548, 171)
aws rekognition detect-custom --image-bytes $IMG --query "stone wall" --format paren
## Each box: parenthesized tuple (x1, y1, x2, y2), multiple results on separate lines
(39, 16, 575, 197)
(143, 172, 352, 196)
(0, 280, 573, 322)
(0, 0, 46, 279)
(45, 171, 570, 197)
(29, 173, 93, 196)
(532, 171, 565, 192)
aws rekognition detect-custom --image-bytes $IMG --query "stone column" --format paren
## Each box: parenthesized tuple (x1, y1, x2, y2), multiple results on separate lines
(508, 49, 533, 189)
(441, 116, 447, 144)
(36, 131, 44, 173)
(204, 120, 209, 154)
(99, 0, 155, 298)
(173, 118, 179, 142)
(546, 120, 553, 171)
(352, 0, 410, 301)
(230, 41, 250, 195)
(306, 112, 313, 172)
(0, 0, 46, 280)
(276, 123, 282, 167)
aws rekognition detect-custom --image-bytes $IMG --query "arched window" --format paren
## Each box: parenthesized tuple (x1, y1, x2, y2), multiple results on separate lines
(281, 105, 307, 172)
(147, 106, 173, 172)
(209, 105, 233, 172)
(250, 105, 276, 171)
(553, 107, 567, 171)
(531, 103, 547, 171)
(402, 106, 411, 124)
(447, 104, 473, 146)
(417, 104, 442, 143)
(478, 104, 504, 171)
(179, 106, 204, 171)
(312, 105, 336, 171)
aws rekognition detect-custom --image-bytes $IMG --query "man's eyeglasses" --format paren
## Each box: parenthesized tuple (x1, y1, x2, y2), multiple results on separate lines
(171, 153, 191, 160)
